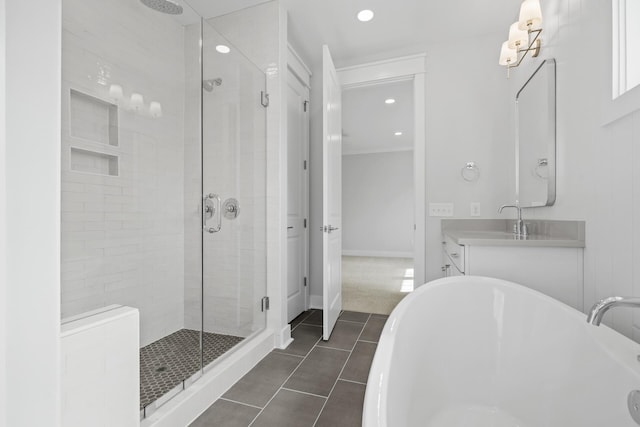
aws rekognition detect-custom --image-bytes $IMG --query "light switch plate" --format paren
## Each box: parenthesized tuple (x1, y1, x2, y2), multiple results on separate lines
(470, 202, 481, 217)
(429, 203, 454, 217)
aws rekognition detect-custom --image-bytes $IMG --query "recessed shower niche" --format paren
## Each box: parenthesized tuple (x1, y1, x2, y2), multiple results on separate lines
(69, 89, 119, 146)
(69, 147, 119, 176)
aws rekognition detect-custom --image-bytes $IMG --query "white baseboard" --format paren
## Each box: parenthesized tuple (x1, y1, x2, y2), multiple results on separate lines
(342, 250, 413, 258)
(275, 324, 292, 349)
(309, 295, 323, 310)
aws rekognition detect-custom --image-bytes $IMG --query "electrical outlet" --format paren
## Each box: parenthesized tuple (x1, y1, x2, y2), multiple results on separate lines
(470, 202, 481, 217)
(429, 203, 454, 217)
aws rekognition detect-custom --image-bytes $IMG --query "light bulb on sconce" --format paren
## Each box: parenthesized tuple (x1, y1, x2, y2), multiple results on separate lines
(498, 0, 543, 76)
(130, 93, 144, 111)
(149, 101, 162, 118)
(109, 84, 123, 100)
(499, 42, 517, 66)
(518, 0, 543, 31)
(508, 22, 528, 50)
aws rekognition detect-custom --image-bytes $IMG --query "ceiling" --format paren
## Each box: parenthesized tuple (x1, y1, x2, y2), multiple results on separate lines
(186, 0, 520, 68)
(342, 80, 413, 155)
(181, 0, 519, 154)
(283, 0, 519, 69)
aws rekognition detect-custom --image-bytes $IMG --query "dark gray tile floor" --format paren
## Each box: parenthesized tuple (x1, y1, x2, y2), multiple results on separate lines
(190, 310, 386, 427)
(140, 329, 244, 409)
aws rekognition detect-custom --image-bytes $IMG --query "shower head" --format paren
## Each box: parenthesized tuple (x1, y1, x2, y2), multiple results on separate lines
(203, 78, 223, 92)
(140, 0, 183, 15)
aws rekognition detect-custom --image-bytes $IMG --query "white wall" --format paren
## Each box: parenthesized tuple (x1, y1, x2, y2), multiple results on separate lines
(0, 1, 7, 424)
(60, 0, 186, 347)
(4, 1, 61, 426)
(424, 32, 514, 282)
(342, 151, 414, 257)
(509, 0, 640, 341)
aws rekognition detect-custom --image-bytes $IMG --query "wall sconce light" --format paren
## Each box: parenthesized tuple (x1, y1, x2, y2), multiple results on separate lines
(499, 0, 543, 77)
(149, 101, 162, 118)
(109, 84, 123, 100)
(130, 93, 144, 112)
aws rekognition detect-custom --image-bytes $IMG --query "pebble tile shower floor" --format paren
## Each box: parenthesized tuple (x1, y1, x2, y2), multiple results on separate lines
(190, 309, 387, 427)
(140, 329, 244, 409)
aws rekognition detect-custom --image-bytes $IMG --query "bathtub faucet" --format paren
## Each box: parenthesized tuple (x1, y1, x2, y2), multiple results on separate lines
(586, 296, 640, 326)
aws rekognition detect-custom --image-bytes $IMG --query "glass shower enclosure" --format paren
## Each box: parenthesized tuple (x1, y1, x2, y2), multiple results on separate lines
(60, 0, 267, 417)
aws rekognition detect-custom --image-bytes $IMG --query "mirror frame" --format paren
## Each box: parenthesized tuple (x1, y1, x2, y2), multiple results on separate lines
(516, 58, 556, 207)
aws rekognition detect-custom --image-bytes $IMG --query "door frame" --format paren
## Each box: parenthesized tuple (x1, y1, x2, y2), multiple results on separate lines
(337, 54, 427, 286)
(287, 44, 311, 317)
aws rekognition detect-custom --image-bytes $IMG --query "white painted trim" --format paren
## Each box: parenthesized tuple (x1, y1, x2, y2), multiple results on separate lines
(141, 330, 273, 427)
(5, 2, 61, 426)
(603, 0, 640, 124)
(338, 54, 426, 88)
(342, 147, 413, 156)
(0, 1, 7, 423)
(413, 73, 426, 286)
(337, 54, 427, 287)
(276, 324, 293, 349)
(309, 294, 323, 310)
(287, 43, 312, 88)
(271, 2, 291, 351)
(342, 250, 413, 258)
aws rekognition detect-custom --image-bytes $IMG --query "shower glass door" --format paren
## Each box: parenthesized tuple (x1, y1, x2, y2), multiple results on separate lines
(198, 20, 267, 362)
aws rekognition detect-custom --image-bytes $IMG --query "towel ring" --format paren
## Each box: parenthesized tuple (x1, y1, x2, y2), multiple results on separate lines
(461, 162, 480, 182)
(534, 158, 548, 179)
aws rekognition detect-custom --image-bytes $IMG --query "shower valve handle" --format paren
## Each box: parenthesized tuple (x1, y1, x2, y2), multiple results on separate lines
(203, 193, 222, 233)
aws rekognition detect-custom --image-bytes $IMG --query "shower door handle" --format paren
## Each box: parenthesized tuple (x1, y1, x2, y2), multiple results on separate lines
(203, 193, 222, 233)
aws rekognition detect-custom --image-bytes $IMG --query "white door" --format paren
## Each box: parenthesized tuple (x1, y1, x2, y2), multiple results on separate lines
(322, 45, 342, 340)
(286, 67, 310, 322)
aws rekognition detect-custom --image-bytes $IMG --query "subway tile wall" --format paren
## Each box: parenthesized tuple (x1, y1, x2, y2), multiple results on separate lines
(61, 0, 272, 347)
(61, 0, 186, 346)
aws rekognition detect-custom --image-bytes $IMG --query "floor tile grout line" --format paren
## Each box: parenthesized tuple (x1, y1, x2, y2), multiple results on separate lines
(312, 312, 371, 427)
(358, 339, 379, 344)
(281, 387, 330, 400)
(246, 334, 322, 427)
(314, 344, 353, 353)
(300, 322, 323, 328)
(337, 378, 367, 386)
(219, 397, 264, 410)
(336, 318, 368, 325)
(291, 310, 316, 332)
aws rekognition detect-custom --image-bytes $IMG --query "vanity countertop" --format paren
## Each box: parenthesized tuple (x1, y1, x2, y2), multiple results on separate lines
(441, 219, 585, 248)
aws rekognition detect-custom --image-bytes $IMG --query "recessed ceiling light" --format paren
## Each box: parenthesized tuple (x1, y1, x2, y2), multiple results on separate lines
(395, 132, 403, 136)
(216, 44, 231, 54)
(357, 9, 374, 22)
(385, 98, 396, 104)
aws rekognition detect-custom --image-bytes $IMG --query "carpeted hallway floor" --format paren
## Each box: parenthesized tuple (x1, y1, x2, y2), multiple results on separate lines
(341, 256, 414, 315)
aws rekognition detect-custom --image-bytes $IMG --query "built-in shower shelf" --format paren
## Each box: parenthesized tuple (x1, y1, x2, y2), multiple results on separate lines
(69, 89, 119, 146)
(70, 147, 119, 176)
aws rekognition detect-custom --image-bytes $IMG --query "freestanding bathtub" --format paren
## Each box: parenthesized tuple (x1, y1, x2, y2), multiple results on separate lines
(363, 276, 640, 426)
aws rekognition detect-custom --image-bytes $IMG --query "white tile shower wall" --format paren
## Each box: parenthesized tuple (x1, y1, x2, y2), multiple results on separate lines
(508, 0, 640, 341)
(61, 0, 186, 346)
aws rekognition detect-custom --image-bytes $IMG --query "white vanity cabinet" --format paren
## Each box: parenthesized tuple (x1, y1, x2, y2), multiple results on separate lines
(441, 220, 586, 311)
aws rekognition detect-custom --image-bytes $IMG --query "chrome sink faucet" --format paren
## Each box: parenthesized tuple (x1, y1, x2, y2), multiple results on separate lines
(586, 297, 640, 325)
(498, 204, 528, 237)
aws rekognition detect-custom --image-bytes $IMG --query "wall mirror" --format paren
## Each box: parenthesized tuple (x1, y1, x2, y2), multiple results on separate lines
(516, 58, 556, 207)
